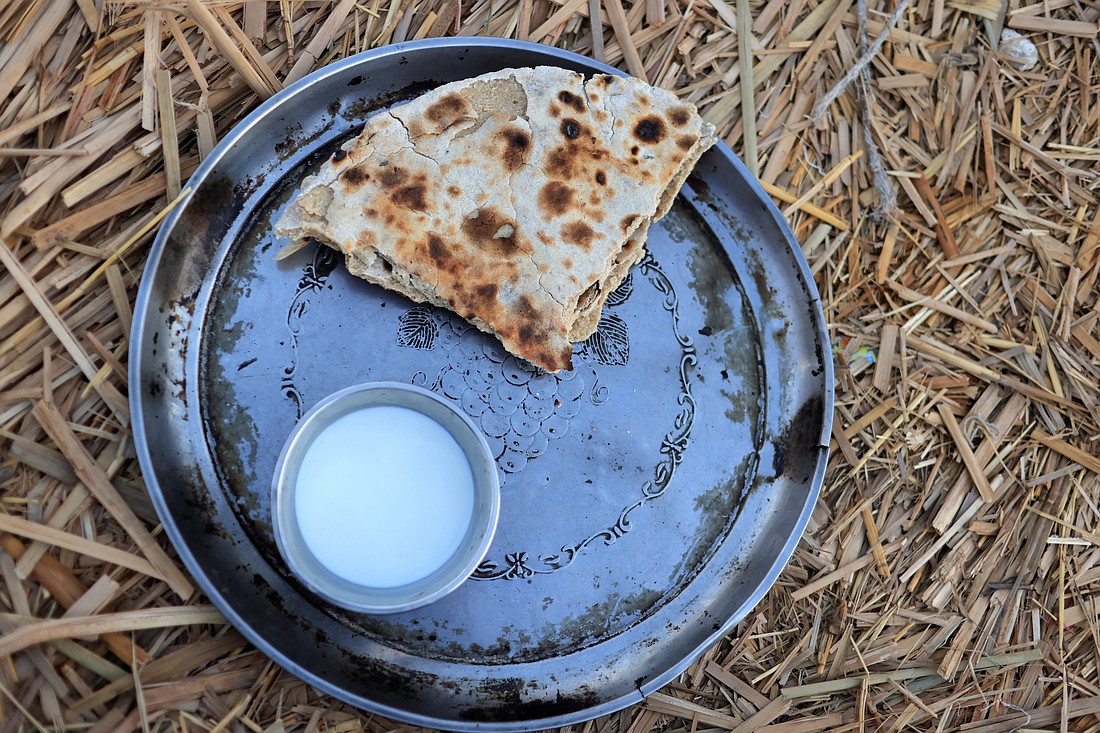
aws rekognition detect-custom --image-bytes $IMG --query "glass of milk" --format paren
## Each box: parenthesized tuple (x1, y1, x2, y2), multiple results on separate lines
(272, 382, 500, 614)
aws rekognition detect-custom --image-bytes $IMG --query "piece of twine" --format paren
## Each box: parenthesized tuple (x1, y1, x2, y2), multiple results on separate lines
(983, 700, 1033, 733)
(810, 0, 909, 215)
(858, 61, 898, 215)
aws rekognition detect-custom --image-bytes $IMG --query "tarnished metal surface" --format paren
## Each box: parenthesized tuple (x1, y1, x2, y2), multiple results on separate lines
(130, 38, 833, 730)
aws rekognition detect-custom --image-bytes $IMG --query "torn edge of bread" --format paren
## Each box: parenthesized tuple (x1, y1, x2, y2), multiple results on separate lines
(566, 123, 716, 342)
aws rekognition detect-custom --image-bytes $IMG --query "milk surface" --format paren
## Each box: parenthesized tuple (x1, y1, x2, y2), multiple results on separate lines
(294, 405, 476, 587)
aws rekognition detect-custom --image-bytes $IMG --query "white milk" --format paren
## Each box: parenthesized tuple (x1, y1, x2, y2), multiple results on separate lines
(293, 405, 476, 588)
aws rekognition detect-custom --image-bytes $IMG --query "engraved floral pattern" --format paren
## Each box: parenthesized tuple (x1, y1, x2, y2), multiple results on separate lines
(477, 552, 535, 580)
(581, 311, 630, 366)
(394, 257, 696, 581)
(280, 249, 694, 582)
(492, 256, 697, 580)
(281, 244, 340, 417)
(399, 307, 598, 476)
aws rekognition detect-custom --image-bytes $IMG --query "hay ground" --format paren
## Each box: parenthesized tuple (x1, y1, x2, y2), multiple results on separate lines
(2, 0, 1100, 731)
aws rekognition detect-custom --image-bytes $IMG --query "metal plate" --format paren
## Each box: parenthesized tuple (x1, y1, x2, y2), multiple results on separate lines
(131, 38, 833, 730)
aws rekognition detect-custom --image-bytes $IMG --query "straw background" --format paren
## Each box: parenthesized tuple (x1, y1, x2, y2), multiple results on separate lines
(2, 0, 1099, 730)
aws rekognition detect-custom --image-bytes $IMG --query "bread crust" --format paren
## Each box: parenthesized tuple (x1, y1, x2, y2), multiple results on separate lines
(276, 67, 715, 372)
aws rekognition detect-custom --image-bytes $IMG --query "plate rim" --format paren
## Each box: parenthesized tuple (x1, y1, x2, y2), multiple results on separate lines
(130, 36, 834, 730)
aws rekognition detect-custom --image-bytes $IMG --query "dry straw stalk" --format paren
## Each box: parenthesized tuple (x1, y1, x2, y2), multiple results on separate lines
(2, 0, 1099, 730)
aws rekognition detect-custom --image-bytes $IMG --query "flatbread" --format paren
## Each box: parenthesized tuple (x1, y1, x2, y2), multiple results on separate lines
(275, 66, 715, 371)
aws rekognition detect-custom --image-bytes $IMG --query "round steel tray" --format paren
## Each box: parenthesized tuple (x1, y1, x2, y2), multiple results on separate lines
(130, 38, 833, 730)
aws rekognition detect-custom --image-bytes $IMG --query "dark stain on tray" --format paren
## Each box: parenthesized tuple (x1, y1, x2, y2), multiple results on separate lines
(669, 199, 741, 338)
(271, 81, 442, 163)
(686, 170, 710, 199)
(344, 656, 441, 702)
(343, 79, 440, 121)
(749, 254, 778, 302)
(687, 169, 754, 245)
(274, 122, 305, 158)
(678, 472, 754, 580)
(529, 589, 666, 659)
(174, 463, 234, 543)
(247, 570, 308, 630)
(274, 117, 345, 164)
(459, 682, 601, 722)
(168, 173, 246, 281)
(197, 139, 365, 569)
(772, 394, 826, 483)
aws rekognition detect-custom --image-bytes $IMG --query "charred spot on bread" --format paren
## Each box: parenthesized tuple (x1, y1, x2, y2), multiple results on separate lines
(357, 230, 378, 248)
(539, 182, 574, 216)
(595, 170, 607, 185)
(558, 90, 586, 113)
(678, 134, 698, 150)
(461, 207, 524, 256)
(427, 234, 449, 267)
(391, 181, 428, 210)
(511, 306, 567, 371)
(562, 221, 596, 250)
(545, 148, 573, 178)
(621, 214, 639, 232)
(634, 115, 666, 143)
(515, 296, 539, 335)
(561, 119, 581, 139)
(473, 282, 499, 309)
(545, 130, 606, 180)
(501, 128, 532, 171)
(425, 93, 468, 124)
(378, 166, 408, 188)
(669, 106, 692, 126)
(332, 148, 348, 163)
(341, 166, 370, 186)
